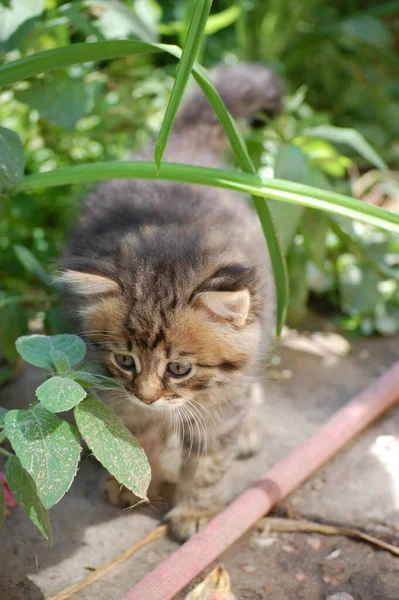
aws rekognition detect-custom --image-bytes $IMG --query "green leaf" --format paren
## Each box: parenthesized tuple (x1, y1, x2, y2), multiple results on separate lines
(14, 245, 53, 288)
(68, 370, 122, 390)
(84, 0, 159, 43)
(0, 407, 8, 428)
(49, 350, 70, 377)
(36, 376, 86, 413)
(0, 126, 25, 194)
(155, 0, 213, 170)
(268, 144, 309, 254)
(75, 396, 151, 500)
(340, 15, 393, 49)
(337, 256, 380, 316)
(303, 125, 387, 171)
(6, 456, 51, 542)
(0, 302, 28, 362)
(18, 161, 399, 234)
(0, 0, 44, 51)
(44, 306, 70, 336)
(15, 79, 96, 130)
(160, 5, 240, 37)
(286, 242, 309, 327)
(4, 406, 81, 509)
(0, 482, 4, 528)
(16, 334, 86, 370)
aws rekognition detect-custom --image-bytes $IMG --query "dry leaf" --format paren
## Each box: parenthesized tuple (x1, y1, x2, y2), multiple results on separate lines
(185, 565, 236, 600)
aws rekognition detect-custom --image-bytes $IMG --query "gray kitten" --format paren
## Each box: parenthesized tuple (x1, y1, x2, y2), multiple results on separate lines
(61, 63, 284, 541)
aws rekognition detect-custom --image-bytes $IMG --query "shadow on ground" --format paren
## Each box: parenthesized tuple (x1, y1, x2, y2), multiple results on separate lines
(1, 317, 399, 599)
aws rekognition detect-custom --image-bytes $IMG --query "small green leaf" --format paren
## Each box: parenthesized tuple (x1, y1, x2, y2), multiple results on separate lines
(44, 306, 70, 336)
(75, 396, 151, 500)
(4, 406, 81, 509)
(14, 245, 53, 288)
(16, 79, 96, 130)
(68, 370, 122, 390)
(155, 0, 213, 170)
(0, 302, 28, 362)
(84, 0, 159, 43)
(16, 334, 86, 370)
(36, 376, 86, 413)
(0, 407, 7, 428)
(0, 482, 4, 527)
(337, 256, 380, 316)
(6, 456, 51, 542)
(303, 125, 387, 171)
(0, 126, 25, 193)
(287, 242, 309, 327)
(49, 350, 70, 376)
(0, 0, 44, 50)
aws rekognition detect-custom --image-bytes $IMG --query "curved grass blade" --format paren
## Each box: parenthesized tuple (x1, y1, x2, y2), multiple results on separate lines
(155, 0, 213, 171)
(18, 161, 399, 234)
(0, 39, 286, 335)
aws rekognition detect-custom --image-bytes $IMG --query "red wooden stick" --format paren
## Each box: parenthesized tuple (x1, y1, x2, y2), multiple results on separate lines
(122, 360, 399, 600)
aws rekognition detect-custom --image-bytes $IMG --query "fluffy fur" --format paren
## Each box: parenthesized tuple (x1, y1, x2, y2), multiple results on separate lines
(61, 63, 284, 541)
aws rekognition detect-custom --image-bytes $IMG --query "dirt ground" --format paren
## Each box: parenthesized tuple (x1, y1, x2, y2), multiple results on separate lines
(1, 316, 399, 600)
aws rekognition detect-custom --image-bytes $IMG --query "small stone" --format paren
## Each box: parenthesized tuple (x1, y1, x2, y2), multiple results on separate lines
(251, 535, 277, 549)
(282, 369, 292, 379)
(323, 575, 340, 587)
(326, 549, 341, 560)
(326, 594, 355, 600)
(305, 536, 322, 551)
(282, 543, 297, 554)
(295, 571, 308, 582)
(241, 564, 257, 574)
(311, 477, 324, 490)
(264, 584, 275, 594)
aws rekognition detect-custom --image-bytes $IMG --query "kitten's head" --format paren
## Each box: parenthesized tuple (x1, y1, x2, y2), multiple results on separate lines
(61, 241, 263, 412)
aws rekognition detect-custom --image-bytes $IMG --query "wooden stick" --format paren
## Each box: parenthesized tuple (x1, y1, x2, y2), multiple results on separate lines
(122, 360, 399, 600)
(46, 525, 167, 600)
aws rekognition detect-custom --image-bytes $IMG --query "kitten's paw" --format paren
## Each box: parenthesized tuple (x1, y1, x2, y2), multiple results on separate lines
(165, 507, 215, 542)
(103, 475, 139, 508)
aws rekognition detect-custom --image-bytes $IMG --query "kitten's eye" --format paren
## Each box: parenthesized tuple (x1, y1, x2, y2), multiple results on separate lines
(167, 362, 192, 377)
(115, 354, 135, 369)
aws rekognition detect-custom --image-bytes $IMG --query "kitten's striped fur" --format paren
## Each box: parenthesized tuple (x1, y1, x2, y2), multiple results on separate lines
(62, 63, 284, 541)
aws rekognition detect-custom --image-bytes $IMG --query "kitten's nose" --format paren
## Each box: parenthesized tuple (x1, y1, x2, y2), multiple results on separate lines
(134, 374, 162, 405)
(136, 394, 158, 405)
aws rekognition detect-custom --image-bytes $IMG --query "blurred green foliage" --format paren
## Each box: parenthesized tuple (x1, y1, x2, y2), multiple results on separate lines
(1, 0, 399, 378)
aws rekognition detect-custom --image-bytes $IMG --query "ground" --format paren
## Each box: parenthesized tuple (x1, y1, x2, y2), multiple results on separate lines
(1, 316, 399, 600)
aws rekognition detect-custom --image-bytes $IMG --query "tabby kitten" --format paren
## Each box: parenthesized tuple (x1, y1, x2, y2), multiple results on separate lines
(61, 63, 284, 541)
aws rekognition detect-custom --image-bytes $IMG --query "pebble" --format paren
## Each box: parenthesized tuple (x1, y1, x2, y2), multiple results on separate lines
(241, 564, 257, 574)
(326, 549, 341, 560)
(323, 575, 340, 587)
(282, 543, 297, 554)
(250, 535, 277, 549)
(295, 571, 308, 582)
(326, 594, 355, 600)
(305, 536, 322, 551)
(264, 585, 275, 594)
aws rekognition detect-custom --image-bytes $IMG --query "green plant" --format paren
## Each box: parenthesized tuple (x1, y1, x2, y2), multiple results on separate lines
(0, 333, 151, 541)
(1, 0, 399, 537)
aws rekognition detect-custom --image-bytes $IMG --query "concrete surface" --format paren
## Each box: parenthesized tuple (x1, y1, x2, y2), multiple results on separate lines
(1, 317, 399, 599)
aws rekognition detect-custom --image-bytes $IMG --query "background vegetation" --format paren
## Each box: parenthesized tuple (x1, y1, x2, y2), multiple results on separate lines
(1, 0, 399, 384)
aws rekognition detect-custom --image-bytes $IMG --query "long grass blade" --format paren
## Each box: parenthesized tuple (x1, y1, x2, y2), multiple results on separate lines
(0, 40, 289, 336)
(154, 0, 213, 171)
(18, 161, 399, 234)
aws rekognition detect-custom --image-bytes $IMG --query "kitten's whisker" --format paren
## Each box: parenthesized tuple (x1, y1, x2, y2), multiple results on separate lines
(180, 404, 194, 464)
(185, 399, 208, 457)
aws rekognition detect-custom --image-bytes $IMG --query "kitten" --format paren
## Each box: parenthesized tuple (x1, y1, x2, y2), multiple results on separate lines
(61, 63, 284, 541)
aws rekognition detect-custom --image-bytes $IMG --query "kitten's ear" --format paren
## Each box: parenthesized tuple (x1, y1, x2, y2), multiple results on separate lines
(59, 270, 119, 296)
(194, 289, 250, 327)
